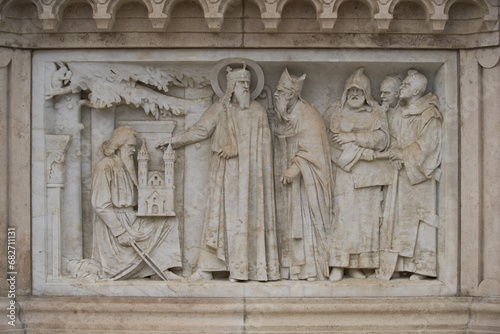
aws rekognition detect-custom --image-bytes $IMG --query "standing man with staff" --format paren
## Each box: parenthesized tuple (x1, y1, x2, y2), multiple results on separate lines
(272, 68, 332, 281)
(157, 61, 280, 282)
(385, 70, 442, 280)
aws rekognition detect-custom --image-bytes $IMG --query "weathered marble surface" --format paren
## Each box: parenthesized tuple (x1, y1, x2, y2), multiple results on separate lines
(1, 296, 498, 333)
(0, 0, 498, 49)
(0, 48, 31, 296)
(31, 49, 460, 297)
(0, 1, 498, 330)
(0, 0, 497, 34)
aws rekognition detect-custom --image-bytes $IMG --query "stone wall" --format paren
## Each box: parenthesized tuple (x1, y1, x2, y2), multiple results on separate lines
(0, 0, 499, 332)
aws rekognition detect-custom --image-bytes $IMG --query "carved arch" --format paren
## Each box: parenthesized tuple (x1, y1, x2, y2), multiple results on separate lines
(0, 0, 41, 18)
(333, 0, 380, 16)
(444, 0, 490, 16)
(107, 0, 154, 15)
(389, 0, 436, 16)
(218, 0, 266, 15)
(165, 0, 209, 18)
(53, 0, 96, 19)
(276, 0, 322, 16)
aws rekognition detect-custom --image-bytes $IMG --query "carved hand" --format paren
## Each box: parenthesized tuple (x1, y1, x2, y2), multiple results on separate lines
(45, 91, 56, 101)
(156, 137, 176, 149)
(281, 165, 301, 185)
(361, 149, 375, 161)
(391, 160, 403, 171)
(117, 231, 134, 247)
(218, 145, 238, 159)
(331, 132, 356, 145)
(389, 148, 405, 162)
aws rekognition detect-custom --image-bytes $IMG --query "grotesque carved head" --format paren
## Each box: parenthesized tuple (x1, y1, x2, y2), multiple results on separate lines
(341, 68, 377, 110)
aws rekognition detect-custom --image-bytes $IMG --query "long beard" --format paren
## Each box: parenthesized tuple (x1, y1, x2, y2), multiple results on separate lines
(235, 91, 250, 109)
(347, 96, 365, 109)
(121, 154, 138, 186)
(275, 94, 290, 123)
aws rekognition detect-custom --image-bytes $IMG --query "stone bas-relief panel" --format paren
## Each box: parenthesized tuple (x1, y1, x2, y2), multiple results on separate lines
(32, 50, 458, 297)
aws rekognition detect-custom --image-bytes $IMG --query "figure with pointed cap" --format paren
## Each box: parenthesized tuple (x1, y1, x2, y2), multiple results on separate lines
(272, 68, 333, 281)
(157, 64, 280, 282)
(385, 69, 442, 280)
(322, 68, 390, 281)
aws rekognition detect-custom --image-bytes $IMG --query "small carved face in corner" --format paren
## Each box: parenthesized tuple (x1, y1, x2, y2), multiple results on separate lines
(233, 79, 251, 109)
(380, 80, 400, 108)
(346, 87, 366, 109)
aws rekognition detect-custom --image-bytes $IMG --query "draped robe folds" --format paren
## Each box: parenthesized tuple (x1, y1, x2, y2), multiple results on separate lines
(387, 105, 402, 149)
(175, 100, 280, 281)
(323, 100, 389, 269)
(274, 99, 332, 280)
(91, 155, 182, 280)
(390, 93, 442, 277)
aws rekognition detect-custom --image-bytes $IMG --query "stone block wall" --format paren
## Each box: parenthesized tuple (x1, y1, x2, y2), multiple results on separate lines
(0, 0, 499, 332)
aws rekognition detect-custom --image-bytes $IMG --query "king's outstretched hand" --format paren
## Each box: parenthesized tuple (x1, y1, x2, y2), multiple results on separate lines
(157, 137, 173, 149)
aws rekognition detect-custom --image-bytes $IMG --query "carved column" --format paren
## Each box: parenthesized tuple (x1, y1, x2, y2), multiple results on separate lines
(53, 94, 85, 268)
(0, 48, 31, 295)
(45, 135, 71, 279)
(460, 46, 500, 297)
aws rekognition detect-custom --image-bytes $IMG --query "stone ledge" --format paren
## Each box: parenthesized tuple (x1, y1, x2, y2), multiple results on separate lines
(2, 296, 498, 333)
(0, 31, 499, 50)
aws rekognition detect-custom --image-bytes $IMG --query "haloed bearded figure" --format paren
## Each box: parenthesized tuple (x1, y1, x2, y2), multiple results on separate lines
(70, 125, 182, 280)
(158, 65, 280, 282)
(273, 68, 332, 281)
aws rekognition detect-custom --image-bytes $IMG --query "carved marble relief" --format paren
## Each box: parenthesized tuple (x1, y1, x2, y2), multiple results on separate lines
(33, 50, 457, 296)
(272, 68, 332, 281)
(157, 63, 280, 282)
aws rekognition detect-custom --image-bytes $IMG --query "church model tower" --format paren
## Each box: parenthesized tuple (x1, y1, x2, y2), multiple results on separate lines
(136, 139, 175, 217)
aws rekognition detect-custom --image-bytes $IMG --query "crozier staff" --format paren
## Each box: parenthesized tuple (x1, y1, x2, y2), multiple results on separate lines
(272, 68, 332, 281)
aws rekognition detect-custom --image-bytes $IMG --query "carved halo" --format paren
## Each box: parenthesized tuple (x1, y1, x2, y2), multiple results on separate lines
(210, 57, 265, 100)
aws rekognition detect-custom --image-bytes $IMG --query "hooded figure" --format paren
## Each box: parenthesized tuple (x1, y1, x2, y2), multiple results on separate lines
(273, 68, 333, 281)
(323, 68, 390, 281)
